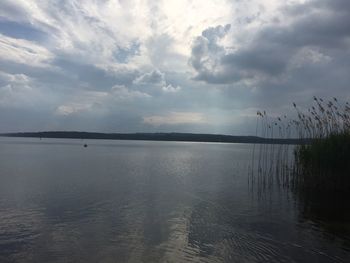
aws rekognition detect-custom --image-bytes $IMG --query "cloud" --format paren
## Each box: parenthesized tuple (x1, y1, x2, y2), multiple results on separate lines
(0, 34, 54, 68)
(0, 71, 31, 85)
(0, 71, 38, 108)
(133, 69, 165, 85)
(111, 85, 151, 100)
(143, 112, 206, 126)
(1, 0, 350, 134)
(0, 20, 47, 42)
(55, 85, 151, 117)
(189, 24, 232, 83)
(133, 69, 181, 94)
(0, 0, 153, 72)
(55, 104, 89, 116)
(54, 90, 108, 116)
(162, 84, 181, 93)
(190, 0, 350, 85)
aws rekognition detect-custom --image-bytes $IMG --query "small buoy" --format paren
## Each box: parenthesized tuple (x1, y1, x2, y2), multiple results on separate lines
(84, 144, 88, 148)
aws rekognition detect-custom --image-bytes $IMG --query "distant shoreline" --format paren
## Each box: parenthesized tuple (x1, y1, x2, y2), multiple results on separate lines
(0, 131, 308, 145)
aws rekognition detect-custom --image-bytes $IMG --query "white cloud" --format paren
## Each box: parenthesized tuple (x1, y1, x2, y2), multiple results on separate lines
(162, 84, 181, 93)
(133, 69, 165, 85)
(55, 85, 151, 116)
(0, 71, 38, 108)
(133, 69, 181, 93)
(0, 71, 31, 84)
(143, 112, 206, 126)
(0, 0, 239, 72)
(55, 104, 88, 116)
(54, 90, 108, 116)
(0, 34, 54, 67)
(111, 85, 151, 100)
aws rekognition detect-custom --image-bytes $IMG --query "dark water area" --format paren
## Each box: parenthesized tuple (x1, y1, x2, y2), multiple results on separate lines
(0, 137, 349, 262)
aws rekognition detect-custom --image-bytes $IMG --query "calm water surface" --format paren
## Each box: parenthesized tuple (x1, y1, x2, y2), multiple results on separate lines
(0, 137, 349, 262)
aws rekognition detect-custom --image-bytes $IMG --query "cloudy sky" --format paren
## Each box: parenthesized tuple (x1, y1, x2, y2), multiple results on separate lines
(1, 0, 349, 134)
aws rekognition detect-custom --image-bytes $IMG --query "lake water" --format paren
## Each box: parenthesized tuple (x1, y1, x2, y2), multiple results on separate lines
(0, 137, 349, 262)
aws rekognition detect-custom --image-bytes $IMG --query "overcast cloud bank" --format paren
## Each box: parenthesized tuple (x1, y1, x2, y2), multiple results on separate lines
(0, 0, 349, 134)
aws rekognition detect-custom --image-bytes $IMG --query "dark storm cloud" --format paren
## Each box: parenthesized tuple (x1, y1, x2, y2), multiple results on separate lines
(222, 43, 291, 76)
(190, 0, 350, 86)
(284, 0, 350, 16)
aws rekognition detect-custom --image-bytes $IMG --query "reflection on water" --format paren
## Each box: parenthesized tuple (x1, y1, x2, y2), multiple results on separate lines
(0, 137, 349, 262)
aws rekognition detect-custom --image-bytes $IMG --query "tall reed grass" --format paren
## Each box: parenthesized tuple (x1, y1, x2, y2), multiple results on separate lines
(251, 97, 350, 195)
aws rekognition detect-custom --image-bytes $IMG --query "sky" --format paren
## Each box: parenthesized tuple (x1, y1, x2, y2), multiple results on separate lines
(0, 0, 350, 135)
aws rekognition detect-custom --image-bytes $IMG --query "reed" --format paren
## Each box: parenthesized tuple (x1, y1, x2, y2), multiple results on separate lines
(293, 97, 350, 193)
(294, 131, 350, 192)
(252, 97, 350, 195)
